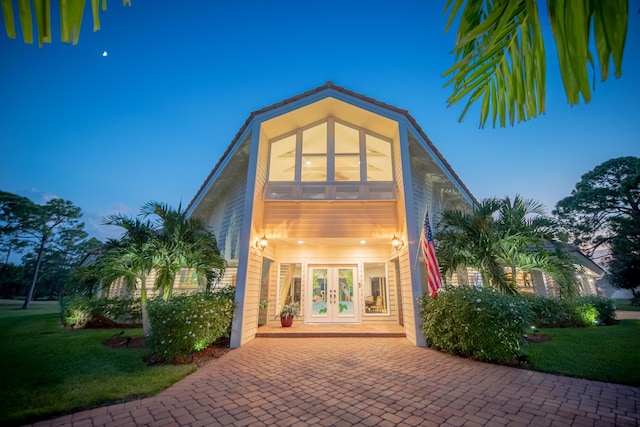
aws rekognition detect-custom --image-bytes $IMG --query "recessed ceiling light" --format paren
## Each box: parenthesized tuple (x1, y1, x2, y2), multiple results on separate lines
(298, 240, 304, 244)
(360, 240, 366, 244)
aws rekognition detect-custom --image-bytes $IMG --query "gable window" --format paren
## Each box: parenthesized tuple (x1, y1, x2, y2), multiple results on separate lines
(266, 118, 395, 200)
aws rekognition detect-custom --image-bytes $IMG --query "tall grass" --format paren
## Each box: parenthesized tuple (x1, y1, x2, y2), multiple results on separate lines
(0, 300, 194, 426)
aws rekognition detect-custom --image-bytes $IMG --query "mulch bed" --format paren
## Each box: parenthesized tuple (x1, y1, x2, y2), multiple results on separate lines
(526, 333, 550, 343)
(102, 334, 232, 367)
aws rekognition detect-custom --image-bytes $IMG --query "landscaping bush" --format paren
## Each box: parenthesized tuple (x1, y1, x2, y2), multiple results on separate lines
(60, 296, 142, 327)
(419, 286, 531, 364)
(147, 288, 236, 362)
(91, 297, 142, 323)
(575, 295, 617, 325)
(522, 294, 579, 327)
(60, 295, 93, 328)
(523, 294, 616, 327)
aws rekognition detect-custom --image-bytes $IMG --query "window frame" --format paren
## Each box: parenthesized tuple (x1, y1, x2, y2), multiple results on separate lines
(265, 117, 395, 200)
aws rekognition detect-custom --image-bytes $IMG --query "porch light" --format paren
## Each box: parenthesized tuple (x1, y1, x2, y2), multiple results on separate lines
(391, 235, 404, 251)
(256, 235, 268, 251)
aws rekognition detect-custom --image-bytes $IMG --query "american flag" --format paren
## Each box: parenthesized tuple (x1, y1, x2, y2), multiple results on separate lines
(421, 208, 442, 297)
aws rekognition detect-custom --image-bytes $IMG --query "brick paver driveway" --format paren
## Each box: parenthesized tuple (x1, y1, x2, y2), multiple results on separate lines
(30, 338, 639, 426)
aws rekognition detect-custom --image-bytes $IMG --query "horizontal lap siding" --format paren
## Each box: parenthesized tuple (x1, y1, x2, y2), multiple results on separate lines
(241, 251, 263, 345)
(263, 201, 398, 238)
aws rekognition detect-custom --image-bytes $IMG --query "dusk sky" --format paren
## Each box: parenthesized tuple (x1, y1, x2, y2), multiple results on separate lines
(1, 1, 639, 242)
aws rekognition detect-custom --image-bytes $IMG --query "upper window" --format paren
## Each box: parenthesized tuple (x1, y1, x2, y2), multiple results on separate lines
(266, 118, 395, 200)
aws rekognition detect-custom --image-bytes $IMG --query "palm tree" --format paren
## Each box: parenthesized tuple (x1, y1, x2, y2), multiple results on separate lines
(97, 215, 155, 335)
(437, 195, 580, 296)
(493, 195, 579, 296)
(444, 0, 628, 127)
(141, 202, 226, 300)
(437, 198, 511, 292)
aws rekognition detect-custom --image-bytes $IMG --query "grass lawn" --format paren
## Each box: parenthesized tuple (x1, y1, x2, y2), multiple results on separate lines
(613, 298, 640, 311)
(0, 300, 195, 427)
(528, 319, 640, 386)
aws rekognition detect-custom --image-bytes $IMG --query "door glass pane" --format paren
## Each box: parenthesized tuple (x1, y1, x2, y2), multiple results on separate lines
(335, 155, 360, 181)
(311, 269, 328, 315)
(338, 269, 355, 316)
(364, 263, 388, 314)
(269, 134, 296, 181)
(302, 123, 327, 154)
(366, 134, 392, 181)
(301, 156, 327, 181)
(335, 122, 360, 154)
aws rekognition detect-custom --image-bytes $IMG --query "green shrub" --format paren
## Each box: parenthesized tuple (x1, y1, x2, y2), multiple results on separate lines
(523, 294, 616, 327)
(60, 296, 142, 327)
(91, 297, 142, 323)
(419, 286, 531, 364)
(521, 294, 575, 327)
(147, 289, 236, 362)
(575, 295, 617, 325)
(60, 296, 93, 328)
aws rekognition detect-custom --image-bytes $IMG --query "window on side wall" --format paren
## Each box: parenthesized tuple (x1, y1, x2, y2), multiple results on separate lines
(364, 263, 388, 314)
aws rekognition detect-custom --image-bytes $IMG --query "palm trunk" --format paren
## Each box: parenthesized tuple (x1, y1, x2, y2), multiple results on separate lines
(140, 277, 151, 336)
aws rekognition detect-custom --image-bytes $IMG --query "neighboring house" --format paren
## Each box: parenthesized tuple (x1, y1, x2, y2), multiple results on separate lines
(444, 244, 604, 298)
(185, 82, 476, 347)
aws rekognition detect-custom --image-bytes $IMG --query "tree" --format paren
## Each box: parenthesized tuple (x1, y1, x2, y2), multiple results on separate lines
(444, 0, 628, 127)
(437, 198, 509, 292)
(438, 195, 579, 296)
(1, 0, 131, 46)
(554, 156, 640, 297)
(20, 198, 84, 309)
(98, 202, 226, 334)
(141, 202, 226, 300)
(0, 190, 33, 264)
(98, 215, 155, 335)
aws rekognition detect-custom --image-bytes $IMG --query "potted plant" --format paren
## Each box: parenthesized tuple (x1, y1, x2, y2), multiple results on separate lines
(278, 302, 300, 327)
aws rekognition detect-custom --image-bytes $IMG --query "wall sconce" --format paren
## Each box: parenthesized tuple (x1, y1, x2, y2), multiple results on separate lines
(391, 235, 404, 251)
(256, 235, 268, 251)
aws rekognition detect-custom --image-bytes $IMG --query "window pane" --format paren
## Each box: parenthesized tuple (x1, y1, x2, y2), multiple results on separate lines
(269, 134, 296, 181)
(335, 155, 360, 181)
(335, 122, 360, 154)
(364, 263, 388, 314)
(366, 134, 393, 181)
(302, 122, 327, 154)
(301, 156, 327, 181)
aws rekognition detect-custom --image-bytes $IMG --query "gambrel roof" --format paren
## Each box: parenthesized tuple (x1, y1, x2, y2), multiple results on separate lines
(187, 81, 476, 214)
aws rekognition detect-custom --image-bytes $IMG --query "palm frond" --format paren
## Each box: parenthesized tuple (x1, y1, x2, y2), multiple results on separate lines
(444, 0, 628, 127)
(444, 0, 545, 128)
(1, 0, 130, 46)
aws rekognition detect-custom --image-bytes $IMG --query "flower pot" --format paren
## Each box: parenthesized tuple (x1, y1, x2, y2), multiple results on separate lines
(280, 316, 294, 327)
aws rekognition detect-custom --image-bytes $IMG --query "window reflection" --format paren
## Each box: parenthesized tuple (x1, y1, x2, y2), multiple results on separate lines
(278, 263, 301, 313)
(268, 134, 296, 181)
(364, 263, 388, 314)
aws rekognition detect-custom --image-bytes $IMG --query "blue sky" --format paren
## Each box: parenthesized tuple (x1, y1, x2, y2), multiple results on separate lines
(1, 1, 639, 241)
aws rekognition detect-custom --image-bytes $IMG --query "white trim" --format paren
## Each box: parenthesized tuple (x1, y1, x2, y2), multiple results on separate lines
(229, 122, 261, 348)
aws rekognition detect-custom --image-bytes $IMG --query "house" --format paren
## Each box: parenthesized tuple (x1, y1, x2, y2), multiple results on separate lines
(185, 82, 476, 348)
(100, 83, 605, 347)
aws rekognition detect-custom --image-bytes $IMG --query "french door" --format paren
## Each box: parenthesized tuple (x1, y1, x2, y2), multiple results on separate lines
(307, 266, 358, 323)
